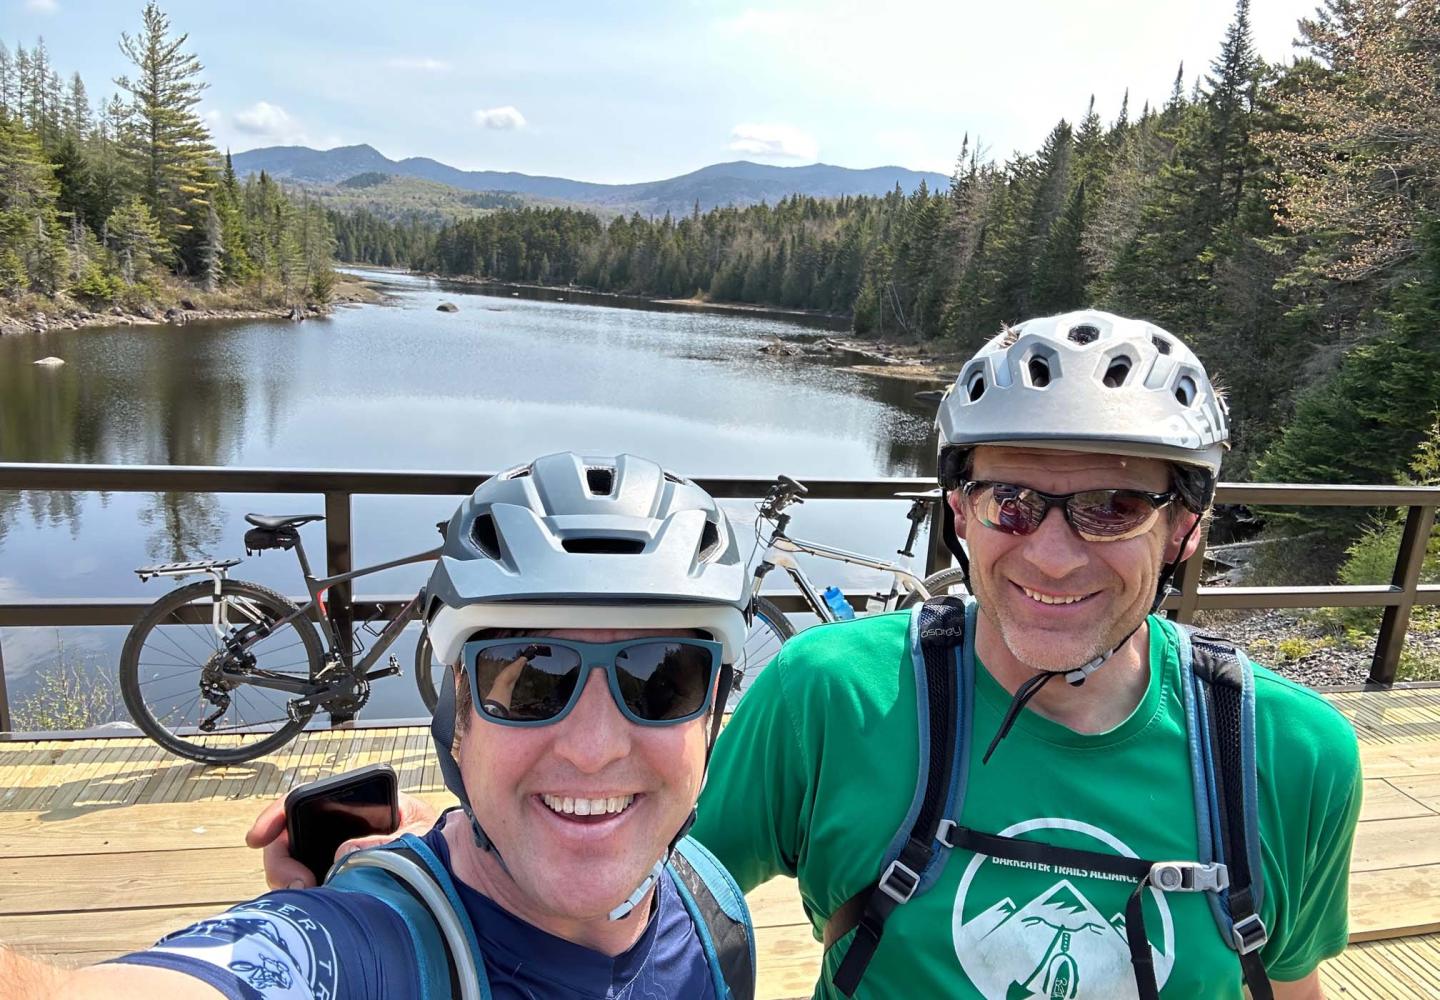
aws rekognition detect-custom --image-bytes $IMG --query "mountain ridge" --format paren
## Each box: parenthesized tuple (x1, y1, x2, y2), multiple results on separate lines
(231, 144, 950, 217)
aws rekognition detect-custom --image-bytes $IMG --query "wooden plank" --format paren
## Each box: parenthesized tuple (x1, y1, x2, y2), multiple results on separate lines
(0, 904, 221, 960)
(1390, 772, 1440, 813)
(745, 877, 811, 930)
(754, 922, 823, 1000)
(1359, 778, 1436, 822)
(0, 846, 262, 915)
(1349, 815, 1440, 873)
(1347, 864, 1440, 941)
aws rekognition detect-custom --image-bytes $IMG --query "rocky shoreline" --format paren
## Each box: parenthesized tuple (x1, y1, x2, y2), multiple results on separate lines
(0, 277, 384, 339)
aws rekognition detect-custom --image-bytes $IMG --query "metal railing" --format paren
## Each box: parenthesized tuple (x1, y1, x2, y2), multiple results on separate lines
(0, 463, 1437, 734)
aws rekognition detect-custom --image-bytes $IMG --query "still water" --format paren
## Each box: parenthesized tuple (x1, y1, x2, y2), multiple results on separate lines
(0, 270, 941, 724)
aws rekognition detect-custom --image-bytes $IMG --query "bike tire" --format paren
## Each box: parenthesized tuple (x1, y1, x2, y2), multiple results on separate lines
(732, 596, 796, 702)
(120, 579, 324, 764)
(415, 630, 440, 715)
(899, 566, 970, 609)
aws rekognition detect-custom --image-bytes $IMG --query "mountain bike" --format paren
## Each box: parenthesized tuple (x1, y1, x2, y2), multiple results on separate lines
(120, 513, 442, 764)
(735, 475, 967, 694)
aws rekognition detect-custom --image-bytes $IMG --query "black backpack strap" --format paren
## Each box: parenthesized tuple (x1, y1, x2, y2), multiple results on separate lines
(669, 837, 756, 1000)
(828, 597, 971, 997)
(1185, 629, 1273, 1000)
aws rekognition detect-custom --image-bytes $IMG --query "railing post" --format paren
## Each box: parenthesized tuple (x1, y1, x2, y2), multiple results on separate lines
(325, 491, 354, 671)
(1370, 503, 1436, 686)
(0, 630, 11, 736)
(1170, 523, 1210, 624)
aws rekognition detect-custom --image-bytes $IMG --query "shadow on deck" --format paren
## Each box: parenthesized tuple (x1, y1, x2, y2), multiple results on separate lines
(1, 686, 1438, 997)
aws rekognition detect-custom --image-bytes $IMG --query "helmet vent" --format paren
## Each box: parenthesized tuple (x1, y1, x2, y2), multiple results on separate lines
(698, 519, 721, 561)
(663, 471, 686, 485)
(1103, 357, 1132, 388)
(501, 465, 533, 480)
(1151, 335, 1172, 355)
(585, 468, 615, 495)
(471, 515, 501, 558)
(1068, 323, 1100, 345)
(561, 537, 645, 554)
(966, 373, 986, 401)
(1175, 375, 1197, 406)
(1027, 356, 1051, 388)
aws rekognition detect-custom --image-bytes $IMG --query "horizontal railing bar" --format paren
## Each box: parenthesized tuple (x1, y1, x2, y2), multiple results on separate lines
(0, 462, 932, 501)
(7, 584, 1440, 628)
(7, 464, 1440, 507)
(0, 596, 417, 628)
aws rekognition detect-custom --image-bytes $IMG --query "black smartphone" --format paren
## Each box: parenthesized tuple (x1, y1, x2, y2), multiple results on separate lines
(285, 764, 400, 883)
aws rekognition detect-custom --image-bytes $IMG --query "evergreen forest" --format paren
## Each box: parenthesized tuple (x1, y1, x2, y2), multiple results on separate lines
(332, 0, 1440, 542)
(0, 3, 334, 311)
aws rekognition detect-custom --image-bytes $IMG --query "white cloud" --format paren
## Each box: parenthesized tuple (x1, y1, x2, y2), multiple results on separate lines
(386, 57, 452, 72)
(728, 122, 818, 162)
(229, 101, 319, 146)
(25, 0, 58, 11)
(473, 106, 526, 130)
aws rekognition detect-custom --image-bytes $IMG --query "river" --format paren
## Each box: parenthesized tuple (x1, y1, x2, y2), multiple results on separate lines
(0, 269, 942, 723)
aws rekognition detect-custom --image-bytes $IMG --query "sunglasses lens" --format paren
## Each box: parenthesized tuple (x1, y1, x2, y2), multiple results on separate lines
(975, 484, 1047, 536)
(613, 641, 714, 722)
(471, 642, 582, 722)
(1069, 490, 1163, 541)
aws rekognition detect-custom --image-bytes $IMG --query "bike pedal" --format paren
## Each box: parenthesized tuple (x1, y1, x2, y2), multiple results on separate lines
(365, 658, 402, 681)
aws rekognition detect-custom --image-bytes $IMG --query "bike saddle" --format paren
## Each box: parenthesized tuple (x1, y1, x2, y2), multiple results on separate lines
(244, 513, 326, 529)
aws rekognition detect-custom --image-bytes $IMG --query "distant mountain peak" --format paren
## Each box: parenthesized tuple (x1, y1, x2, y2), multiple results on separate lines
(231, 145, 948, 217)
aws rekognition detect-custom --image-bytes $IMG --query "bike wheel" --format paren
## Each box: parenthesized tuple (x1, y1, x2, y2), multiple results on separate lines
(120, 579, 324, 764)
(415, 630, 440, 714)
(899, 566, 970, 609)
(731, 596, 796, 702)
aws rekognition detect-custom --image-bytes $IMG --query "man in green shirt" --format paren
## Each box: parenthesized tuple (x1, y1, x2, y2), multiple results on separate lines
(693, 310, 1361, 999)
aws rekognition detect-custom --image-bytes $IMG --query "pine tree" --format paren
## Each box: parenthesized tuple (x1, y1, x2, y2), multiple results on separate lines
(115, 1, 215, 268)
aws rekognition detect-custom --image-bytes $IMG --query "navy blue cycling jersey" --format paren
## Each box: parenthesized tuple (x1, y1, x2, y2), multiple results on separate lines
(109, 824, 717, 1000)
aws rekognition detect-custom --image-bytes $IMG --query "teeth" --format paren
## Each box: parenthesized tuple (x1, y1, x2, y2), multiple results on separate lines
(1023, 587, 1086, 606)
(542, 793, 635, 817)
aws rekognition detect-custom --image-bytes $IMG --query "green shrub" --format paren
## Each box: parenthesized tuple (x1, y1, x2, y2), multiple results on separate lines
(12, 638, 122, 733)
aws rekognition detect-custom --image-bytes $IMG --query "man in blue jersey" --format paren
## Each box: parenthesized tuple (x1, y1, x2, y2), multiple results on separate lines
(0, 453, 755, 1000)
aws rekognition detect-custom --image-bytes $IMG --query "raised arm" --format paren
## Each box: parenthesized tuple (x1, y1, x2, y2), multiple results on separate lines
(0, 948, 223, 1000)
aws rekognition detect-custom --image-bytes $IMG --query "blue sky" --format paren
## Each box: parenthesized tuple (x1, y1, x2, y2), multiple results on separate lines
(11, 0, 1323, 183)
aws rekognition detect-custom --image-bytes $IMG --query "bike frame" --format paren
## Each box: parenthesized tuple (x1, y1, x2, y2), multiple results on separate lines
(211, 536, 441, 698)
(754, 534, 930, 619)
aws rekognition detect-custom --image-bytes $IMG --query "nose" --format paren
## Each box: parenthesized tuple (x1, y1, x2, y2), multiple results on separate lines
(1018, 505, 1088, 580)
(549, 666, 633, 773)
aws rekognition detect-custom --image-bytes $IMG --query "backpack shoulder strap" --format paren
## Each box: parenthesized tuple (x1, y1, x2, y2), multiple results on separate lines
(669, 835, 756, 1000)
(826, 595, 973, 997)
(1176, 624, 1273, 1000)
(327, 832, 492, 1000)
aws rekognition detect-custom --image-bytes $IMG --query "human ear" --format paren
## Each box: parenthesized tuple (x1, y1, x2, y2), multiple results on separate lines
(948, 488, 970, 541)
(1167, 511, 1203, 563)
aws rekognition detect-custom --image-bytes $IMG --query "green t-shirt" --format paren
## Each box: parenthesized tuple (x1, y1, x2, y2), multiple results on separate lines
(693, 611, 1362, 999)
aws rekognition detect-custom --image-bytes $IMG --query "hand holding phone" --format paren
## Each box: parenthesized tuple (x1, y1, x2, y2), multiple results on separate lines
(285, 764, 400, 884)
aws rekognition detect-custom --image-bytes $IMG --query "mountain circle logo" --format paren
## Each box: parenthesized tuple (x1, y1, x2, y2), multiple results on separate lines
(951, 817, 1175, 1000)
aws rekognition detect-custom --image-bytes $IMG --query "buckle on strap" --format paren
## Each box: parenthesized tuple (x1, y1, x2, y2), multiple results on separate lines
(877, 859, 920, 905)
(936, 819, 957, 849)
(1231, 913, 1270, 955)
(1149, 861, 1230, 893)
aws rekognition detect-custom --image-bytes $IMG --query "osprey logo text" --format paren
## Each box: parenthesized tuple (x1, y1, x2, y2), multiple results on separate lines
(952, 818, 1175, 999)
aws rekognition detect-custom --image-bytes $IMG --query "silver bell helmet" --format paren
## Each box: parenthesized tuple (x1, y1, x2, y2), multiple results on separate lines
(937, 310, 1229, 478)
(425, 451, 750, 668)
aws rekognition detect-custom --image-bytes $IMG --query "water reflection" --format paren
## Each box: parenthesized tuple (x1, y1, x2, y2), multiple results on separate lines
(0, 268, 941, 721)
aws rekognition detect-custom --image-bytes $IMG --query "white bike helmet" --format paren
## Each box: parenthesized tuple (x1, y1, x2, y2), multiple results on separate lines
(423, 452, 750, 920)
(938, 309, 1229, 486)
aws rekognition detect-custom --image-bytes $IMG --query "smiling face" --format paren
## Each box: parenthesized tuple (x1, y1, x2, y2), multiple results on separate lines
(454, 627, 711, 926)
(951, 446, 1199, 674)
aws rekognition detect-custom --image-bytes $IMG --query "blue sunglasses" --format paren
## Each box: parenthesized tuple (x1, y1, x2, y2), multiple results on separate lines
(460, 637, 722, 727)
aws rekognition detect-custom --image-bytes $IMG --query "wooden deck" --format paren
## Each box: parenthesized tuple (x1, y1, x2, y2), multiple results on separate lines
(1, 685, 1438, 997)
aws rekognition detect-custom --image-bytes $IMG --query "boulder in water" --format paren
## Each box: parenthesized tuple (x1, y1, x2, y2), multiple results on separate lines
(437, 301, 459, 312)
(33, 356, 65, 366)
